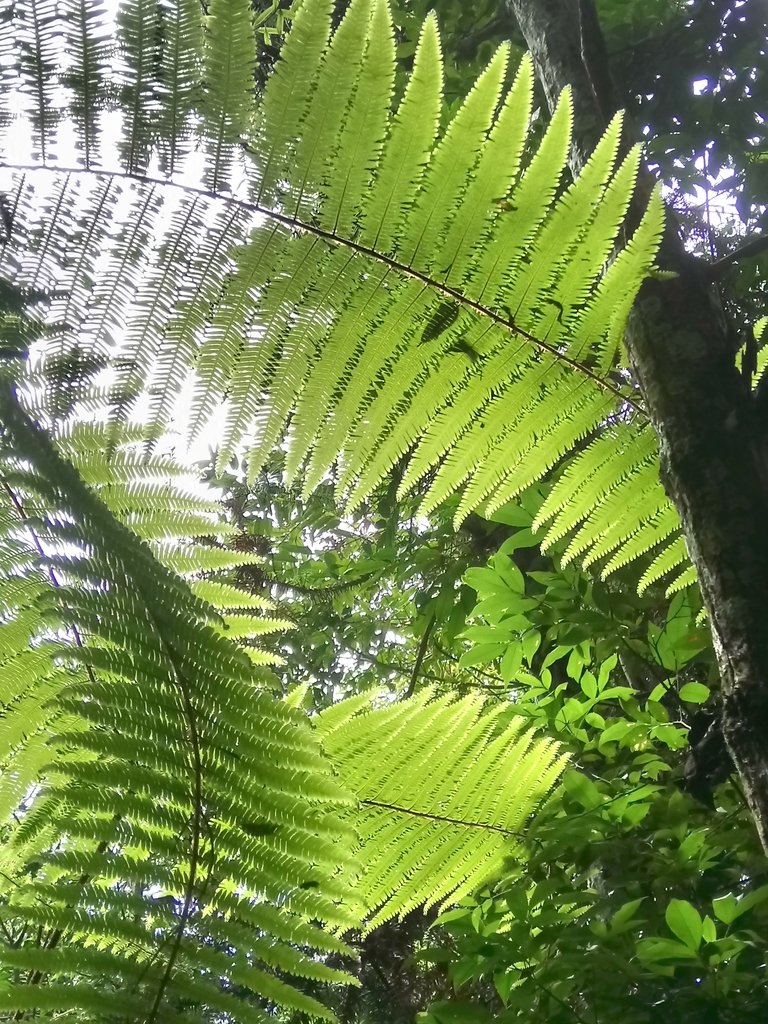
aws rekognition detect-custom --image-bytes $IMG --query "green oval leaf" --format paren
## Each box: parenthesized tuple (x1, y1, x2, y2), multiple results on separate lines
(678, 682, 709, 704)
(636, 937, 699, 963)
(712, 893, 738, 925)
(665, 898, 702, 950)
(732, 882, 768, 919)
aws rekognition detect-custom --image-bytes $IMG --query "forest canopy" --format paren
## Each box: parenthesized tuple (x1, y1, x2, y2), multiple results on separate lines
(0, 0, 767, 1022)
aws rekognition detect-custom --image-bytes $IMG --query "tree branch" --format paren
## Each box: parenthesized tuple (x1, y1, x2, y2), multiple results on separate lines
(707, 234, 768, 279)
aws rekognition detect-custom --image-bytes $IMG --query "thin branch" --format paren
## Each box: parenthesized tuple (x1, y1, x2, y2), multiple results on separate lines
(577, 0, 612, 130)
(704, 149, 716, 262)
(454, 12, 518, 59)
(340, 648, 450, 686)
(404, 612, 435, 698)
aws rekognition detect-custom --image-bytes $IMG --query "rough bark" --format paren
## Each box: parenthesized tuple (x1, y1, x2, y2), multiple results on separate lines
(507, 0, 768, 854)
(508, 0, 613, 169)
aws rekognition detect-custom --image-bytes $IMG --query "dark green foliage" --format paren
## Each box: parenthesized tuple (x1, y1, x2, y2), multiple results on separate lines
(205, 454, 480, 703)
(411, 490, 768, 1024)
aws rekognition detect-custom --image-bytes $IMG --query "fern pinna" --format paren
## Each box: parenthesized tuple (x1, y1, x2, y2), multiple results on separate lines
(0, 0, 680, 590)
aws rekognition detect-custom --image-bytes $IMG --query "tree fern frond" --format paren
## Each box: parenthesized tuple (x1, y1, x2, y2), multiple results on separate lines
(334, 181, 660, 516)
(295, 272, 434, 496)
(223, 239, 356, 470)
(585, 184, 667, 373)
(358, 10, 443, 253)
(157, 0, 205, 176)
(326, 0, 396, 237)
(533, 426, 657, 544)
(116, 0, 165, 174)
(16, 172, 75, 293)
(601, 501, 680, 577)
(535, 143, 643, 359)
(149, 204, 246, 432)
(0, 381, 358, 1020)
(285, 0, 376, 223)
(82, 183, 165, 351)
(664, 561, 699, 596)
(441, 53, 534, 287)
(454, 376, 615, 523)
(2, 0, 61, 164)
(471, 87, 573, 308)
(0, 0, 673, 586)
(45, 178, 118, 361)
(216, 611, 295, 637)
(189, 577, 277, 610)
(579, 469, 669, 570)
(397, 42, 510, 270)
(59, 0, 111, 167)
(184, 221, 294, 442)
(501, 109, 624, 325)
(317, 688, 568, 931)
(253, 0, 335, 207)
(110, 192, 207, 425)
(534, 417, 686, 586)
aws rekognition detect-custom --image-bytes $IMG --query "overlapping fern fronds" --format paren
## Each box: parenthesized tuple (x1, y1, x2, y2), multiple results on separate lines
(0, 372, 359, 1021)
(0, 0, 679, 591)
(0, 385, 569, 1016)
(317, 688, 568, 932)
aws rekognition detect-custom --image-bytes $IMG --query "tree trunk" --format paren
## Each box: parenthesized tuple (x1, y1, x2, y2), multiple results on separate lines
(507, 0, 768, 854)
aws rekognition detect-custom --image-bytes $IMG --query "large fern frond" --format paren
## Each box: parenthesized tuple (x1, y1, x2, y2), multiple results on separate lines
(317, 688, 568, 932)
(0, 376, 358, 1021)
(0, 0, 680, 587)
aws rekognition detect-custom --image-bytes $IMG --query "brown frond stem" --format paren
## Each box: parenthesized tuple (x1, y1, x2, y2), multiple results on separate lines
(361, 799, 521, 838)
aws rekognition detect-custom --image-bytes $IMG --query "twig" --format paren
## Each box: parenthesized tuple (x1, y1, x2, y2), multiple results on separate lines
(404, 613, 435, 698)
